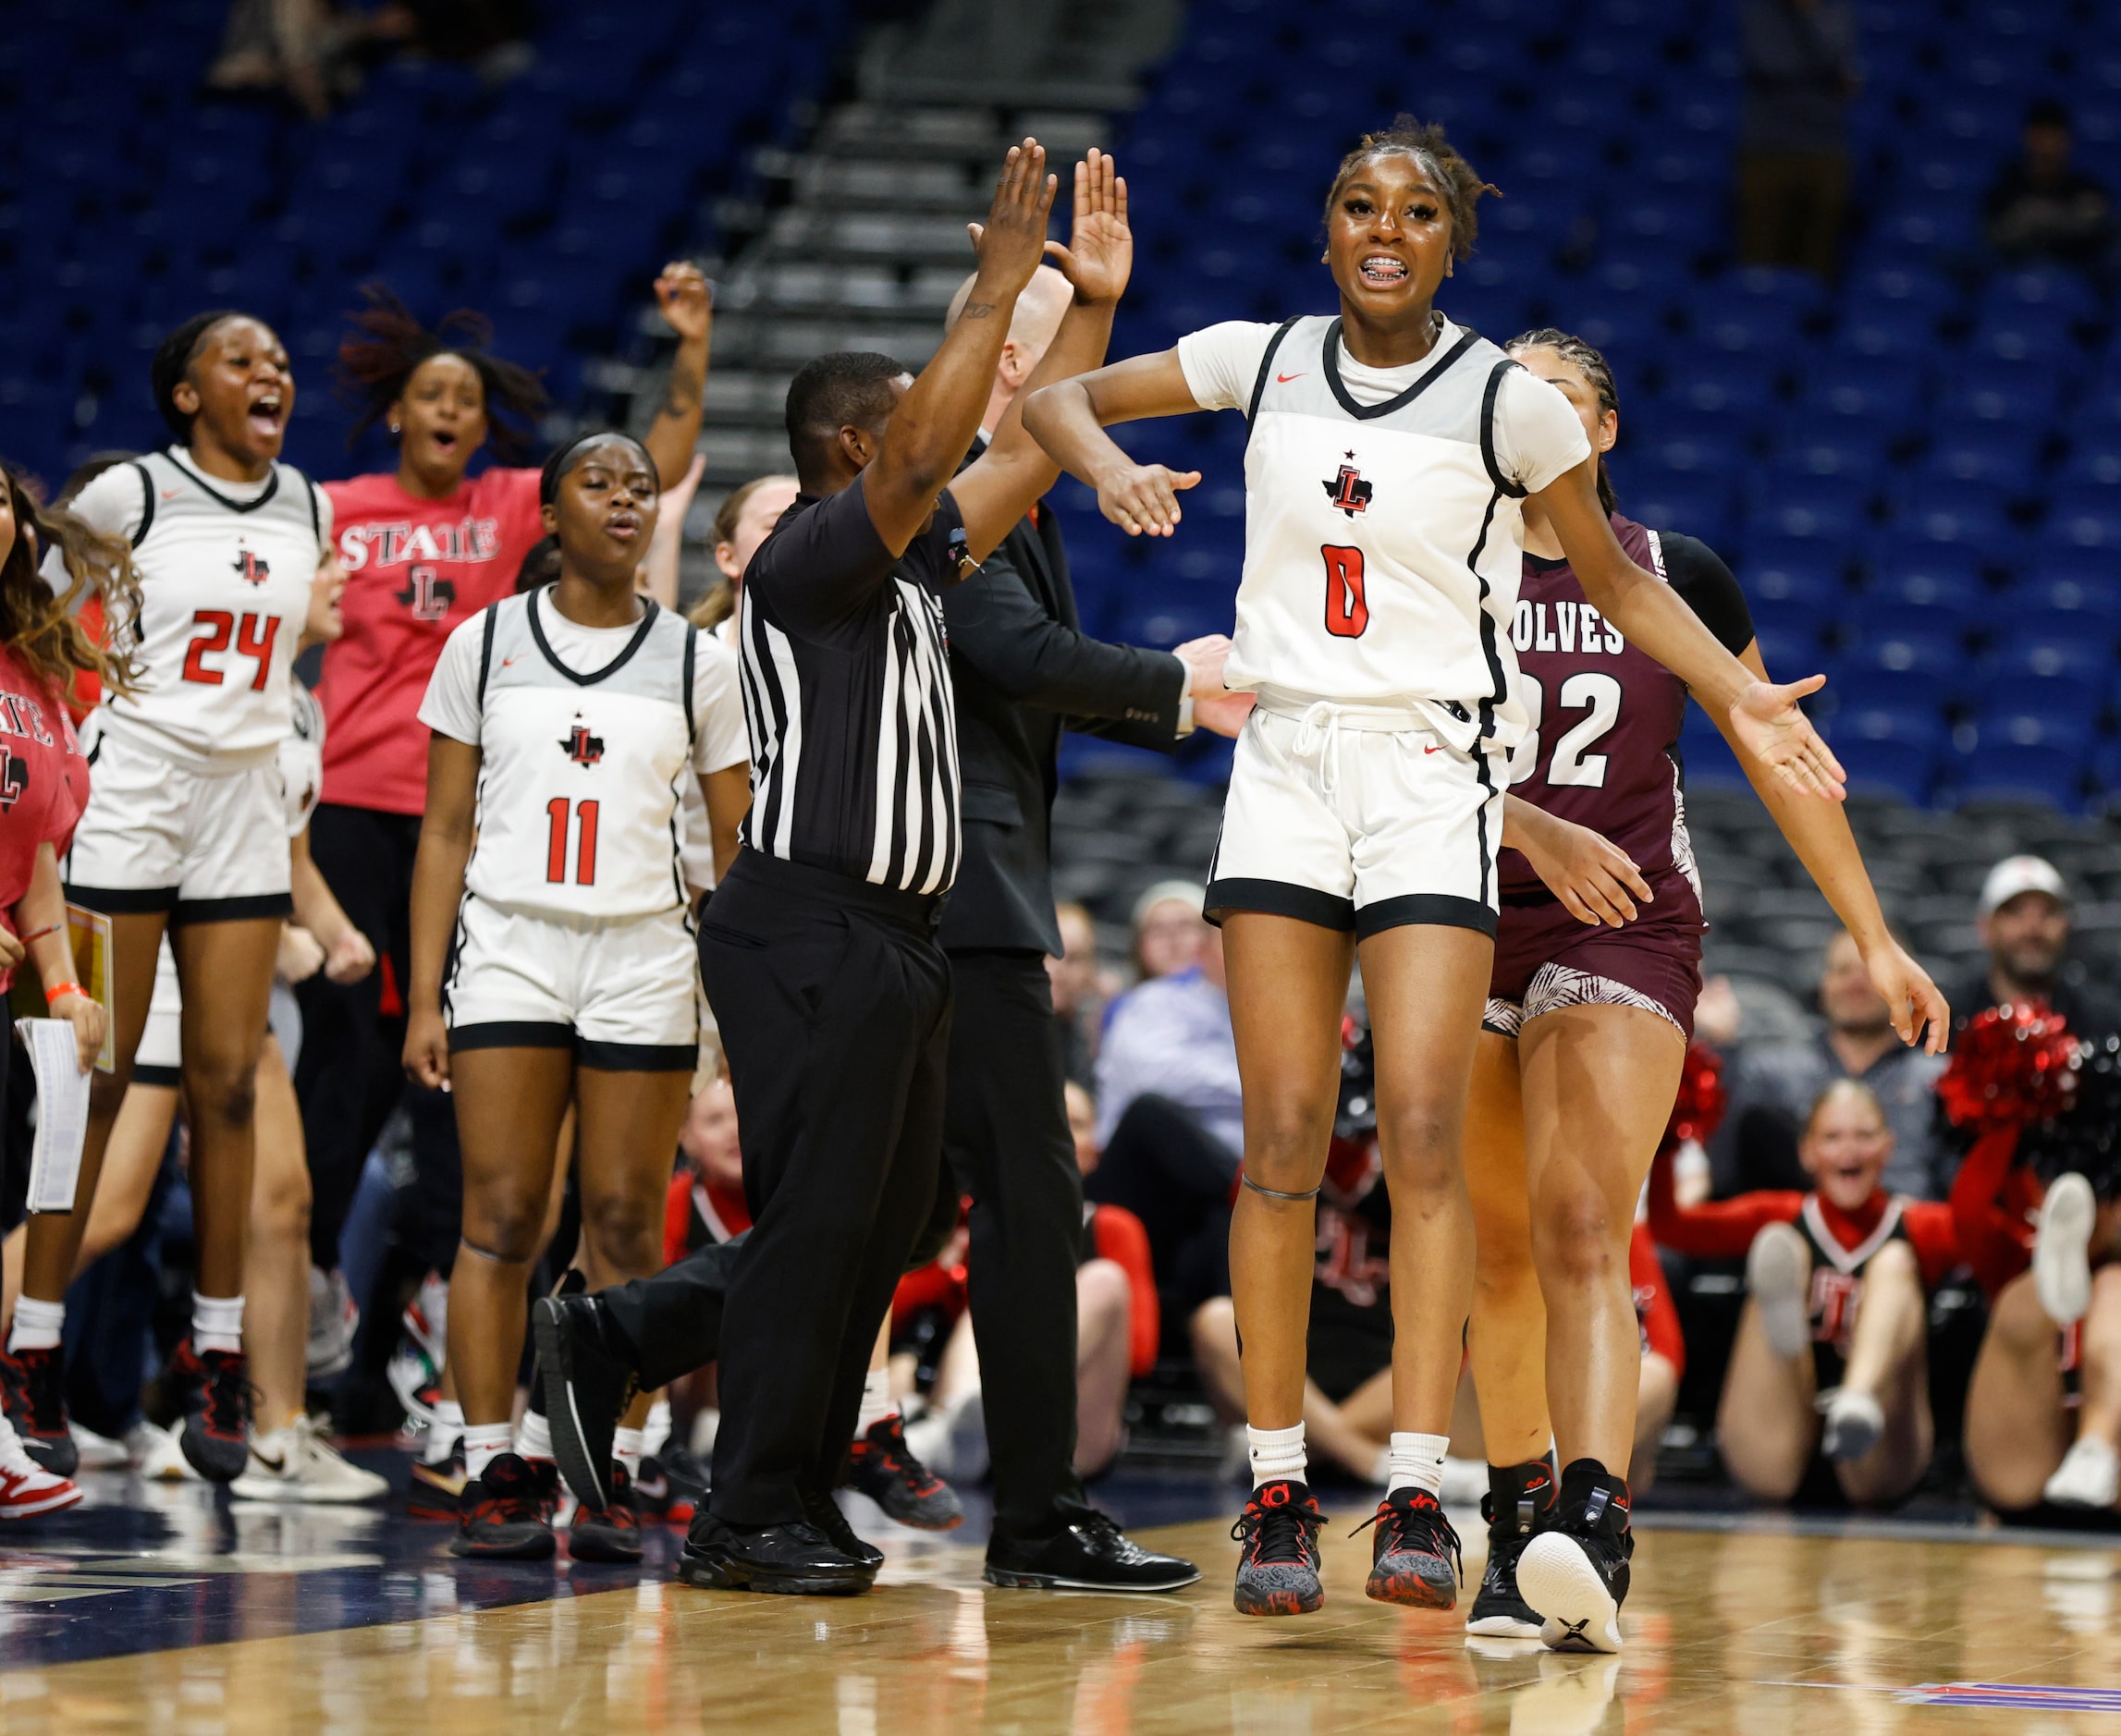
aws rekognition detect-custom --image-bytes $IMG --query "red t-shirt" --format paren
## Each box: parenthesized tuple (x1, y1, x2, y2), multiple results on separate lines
(0, 647, 90, 990)
(318, 467, 546, 814)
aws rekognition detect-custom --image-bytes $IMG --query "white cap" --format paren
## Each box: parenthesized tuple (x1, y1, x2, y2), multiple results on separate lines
(1131, 880, 1206, 927)
(1979, 854, 2068, 917)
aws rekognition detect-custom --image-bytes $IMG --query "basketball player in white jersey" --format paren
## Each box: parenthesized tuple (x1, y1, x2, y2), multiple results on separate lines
(24, 312, 327, 1483)
(1024, 117, 1854, 1618)
(404, 432, 749, 1561)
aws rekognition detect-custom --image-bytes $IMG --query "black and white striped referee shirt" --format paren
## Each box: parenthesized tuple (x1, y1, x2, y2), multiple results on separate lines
(736, 474, 973, 895)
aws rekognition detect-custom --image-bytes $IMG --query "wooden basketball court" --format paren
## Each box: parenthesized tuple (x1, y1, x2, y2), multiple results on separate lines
(6, 1495, 2121, 1733)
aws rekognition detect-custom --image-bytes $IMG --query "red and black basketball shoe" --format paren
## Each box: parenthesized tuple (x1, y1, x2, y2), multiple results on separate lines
(569, 1461, 644, 1563)
(842, 1415, 964, 1531)
(168, 1339, 252, 1483)
(0, 1345, 77, 1477)
(451, 1452, 558, 1559)
(1231, 1479, 1327, 1616)
(1359, 1486, 1462, 1609)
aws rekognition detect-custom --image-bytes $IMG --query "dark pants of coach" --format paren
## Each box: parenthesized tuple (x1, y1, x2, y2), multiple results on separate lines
(700, 847, 951, 1529)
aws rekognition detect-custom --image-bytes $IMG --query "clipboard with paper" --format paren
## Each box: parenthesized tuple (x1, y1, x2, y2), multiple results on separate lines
(64, 902, 114, 1074)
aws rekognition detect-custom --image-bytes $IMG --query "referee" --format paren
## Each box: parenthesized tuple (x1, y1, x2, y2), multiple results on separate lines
(686, 141, 1136, 1596)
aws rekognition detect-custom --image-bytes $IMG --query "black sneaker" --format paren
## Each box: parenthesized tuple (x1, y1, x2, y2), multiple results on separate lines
(407, 1440, 468, 1521)
(1515, 1461, 1633, 1654)
(842, 1414, 963, 1531)
(1467, 1461, 1555, 1639)
(169, 1338, 252, 1483)
(0, 1345, 76, 1476)
(987, 1510, 1202, 1593)
(569, 1461, 644, 1563)
(1231, 1479, 1327, 1617)
(680, 1511, 872, 1595)
(1357, 1487, 1462, 1609)
(451, 1452, 558, 1559)
(533, 1292, 638, 1513)
(801, 1489, 883, 1576)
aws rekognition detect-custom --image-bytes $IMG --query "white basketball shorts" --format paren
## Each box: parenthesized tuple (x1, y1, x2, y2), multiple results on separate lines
(134, 940, 303, 1085)
(444, 895, 699, 1070)
(67, 726, 291, 922)
(1205, 699, 1504, 940)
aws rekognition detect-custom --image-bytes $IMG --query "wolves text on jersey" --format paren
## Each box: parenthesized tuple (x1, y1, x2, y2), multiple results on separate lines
(1511, 597, 1624, 657)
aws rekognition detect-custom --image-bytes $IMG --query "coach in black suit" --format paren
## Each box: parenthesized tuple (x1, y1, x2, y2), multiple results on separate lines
(935, 266, 1244, 1583)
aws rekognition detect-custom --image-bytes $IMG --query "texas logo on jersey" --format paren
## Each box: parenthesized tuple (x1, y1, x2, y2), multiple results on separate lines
(0, 745, 27, 811)
(558, 718, 606, 766)
(232, 544, 271, 585)
(1322, 453, 1373, 518)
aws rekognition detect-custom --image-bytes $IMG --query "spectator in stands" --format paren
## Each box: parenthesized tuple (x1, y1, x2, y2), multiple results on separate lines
(1953, 857, 2121, 1039)
(690, 472, 799, 642)
(1737, 0, 1861, 279)
(1130, 880, 1209, 980)
(1048, 900, 1105, 1086)
(1985, 99, 2115, 273)
(1712, 927, 1951, 1200)
(1083, 920, 1241, 1324)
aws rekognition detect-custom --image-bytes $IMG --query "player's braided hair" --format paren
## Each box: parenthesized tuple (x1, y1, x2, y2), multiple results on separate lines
(151, 310, 247, 439)
(1507, 328, 1620, 515)
(335, 283, 550, 462)
(1323, 117, 1497, 263)
(0, 458, 141, 699)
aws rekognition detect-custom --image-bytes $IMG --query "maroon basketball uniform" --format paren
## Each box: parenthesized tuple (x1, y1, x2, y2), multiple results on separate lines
(1486, 514, 1755, 1040)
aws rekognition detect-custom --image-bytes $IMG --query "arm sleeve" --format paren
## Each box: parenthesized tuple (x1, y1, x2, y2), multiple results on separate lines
(1948, 1129, 2035, 1298)
(1174, 322, 1281, 414)
(745, 474, 904, 636)
(1655, 532, 1757, 657)
(689, 635, 750, 774)
(1494, 367, 1594, 495)
(942, 533, 1185, 732)
(1647, 1135, 1802, 1257)
(414, 615, 488, 746)
(1091, 1204, 1161, 1377)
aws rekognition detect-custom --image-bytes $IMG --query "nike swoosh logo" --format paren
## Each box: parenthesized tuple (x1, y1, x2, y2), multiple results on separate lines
(1424, 744, 1442, 754)
(499, 654, 519, 668)
(251, 1451, 286, 1473)
(1276, 372, 1305, 384)
(634, 1474, 668, 1499)
(161, 489, 182, 499)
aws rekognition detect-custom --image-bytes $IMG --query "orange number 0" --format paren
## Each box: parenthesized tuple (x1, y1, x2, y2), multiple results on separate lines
(1322, 545, 1368, 638)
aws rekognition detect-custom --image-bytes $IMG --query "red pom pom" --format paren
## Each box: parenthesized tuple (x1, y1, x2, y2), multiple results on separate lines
(1668, 1043, 1728, 1146)
(1937, 1004, 2079, 1134)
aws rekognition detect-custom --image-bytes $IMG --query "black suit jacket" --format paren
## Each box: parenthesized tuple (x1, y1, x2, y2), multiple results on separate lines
(940, 483, 1185, 955)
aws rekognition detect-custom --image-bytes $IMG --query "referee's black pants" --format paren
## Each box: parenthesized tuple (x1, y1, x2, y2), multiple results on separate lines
(942, 949, 1094, 1537)
(702, 849, 952, 1530)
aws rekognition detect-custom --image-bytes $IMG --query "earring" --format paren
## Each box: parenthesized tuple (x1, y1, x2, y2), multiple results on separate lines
(389, 422, 400, 434)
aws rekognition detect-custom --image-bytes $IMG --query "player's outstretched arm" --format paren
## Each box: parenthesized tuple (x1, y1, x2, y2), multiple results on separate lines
(1022, 350, 1204, 538)
(864, 141, 1057, 556)
(643, 263, 713, 490)
(404, 734, 480, 1090)
(956, 150, 1132, 563)
(1718, 639, 1950, 1055)
(1538, 458, 1846, 801)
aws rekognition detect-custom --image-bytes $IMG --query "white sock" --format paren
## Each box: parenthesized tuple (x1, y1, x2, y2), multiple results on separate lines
(463, 1423, 513, 1481)
(192, 1293, 244, 1357)
(515, 1409, 554, 1463)
(9, 1297, 64, 1354)
(1247, 1422, 1306, 1488)
(613, 1425, 644, 1479)
(642, 1397, 672, 1460)
(856, 1368, 897, 1434)
(1388, 1431, 1450, 1499)
(425, 1400, 465, 1464)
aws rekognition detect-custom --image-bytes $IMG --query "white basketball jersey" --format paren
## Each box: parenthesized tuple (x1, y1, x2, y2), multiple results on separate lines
(282, 679, 324, 837)
(97, 449, 323, 766)
(464, 590, 698, 920)
(1228, 317, 1543, 749)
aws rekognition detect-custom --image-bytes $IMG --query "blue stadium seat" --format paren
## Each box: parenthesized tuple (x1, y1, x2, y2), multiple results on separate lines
(1677, 708, 1747, 788)
(2018, 556, 2121, 619)
(1987, 265, 2102, 324)
(2043, 507, 2121, 551)
(1744, 556, 1842, 625)
(1748, 474, 1876, 544)
(1857, 544, 1985, 611)
(1939, 363, 2064, 427)
(1844, 263, 1956, 320)
(1833, 307, 1932, 361)
(1922, 430, 2041, 494)
(1829, 703, 1948, 752)
(1832, 736, 1939, 803)
(1794, 356, 1924, 428)
(2057, 433, 2121, 497)
(1624, 477, 1733, 546)
(1754, 624, 1829, 674)
(1948, 743, 2090, 813)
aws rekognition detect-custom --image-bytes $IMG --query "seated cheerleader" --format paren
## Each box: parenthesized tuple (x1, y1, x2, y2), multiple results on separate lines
(1647, 1079, 1955, 1507)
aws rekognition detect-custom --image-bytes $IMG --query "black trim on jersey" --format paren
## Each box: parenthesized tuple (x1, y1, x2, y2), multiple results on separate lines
(680, 623, 698, 750)
(165, 449, 285, 515)
(1464, 488, 1511, 743)
(476, 604, 501, 705)
(1204, 875, 1356, 933)
(449, 1020, 574, 1053)
(128, 461, 156, 548)
(132, 1063, 181, 1088)
(525, 588, 662, 687)
(1321, 320, 1480, 422)
(1354, 892, 1498, 941)
(1243, 317, 1303, 449)
(64, 883, 178, 914)
(304, 477, 324, 546)
(1478, 359, 1528, 498)
(1471, 746, 1498, 908)
(577, 1037, 698, 1073)
(172, 891, 295, 925)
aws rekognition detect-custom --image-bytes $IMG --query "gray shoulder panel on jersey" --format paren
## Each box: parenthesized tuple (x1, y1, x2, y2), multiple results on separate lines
(1251, 317, 1508, 446)
(486, 593, 696, 705)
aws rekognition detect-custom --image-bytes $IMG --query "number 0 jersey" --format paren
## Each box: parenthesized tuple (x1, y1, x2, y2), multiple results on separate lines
(1496, 514, 1755, 899)
(1177, 316, 1590, 750)
(423, 589, 705, 922)
(68, 448, 325, 768)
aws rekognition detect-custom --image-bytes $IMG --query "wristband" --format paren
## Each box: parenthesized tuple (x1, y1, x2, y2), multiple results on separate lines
(43, 981, 85, 1007)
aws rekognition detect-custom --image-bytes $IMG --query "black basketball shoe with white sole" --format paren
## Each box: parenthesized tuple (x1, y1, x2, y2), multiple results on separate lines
(1466, 1459, 1556, 1640)
(1515, 1460, 1633, 1654)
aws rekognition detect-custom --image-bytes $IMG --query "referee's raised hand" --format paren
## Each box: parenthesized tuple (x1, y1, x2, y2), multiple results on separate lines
(965, 140, 1060, 302)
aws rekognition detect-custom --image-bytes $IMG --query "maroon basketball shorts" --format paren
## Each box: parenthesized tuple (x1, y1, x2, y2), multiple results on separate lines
(1483, 868, 1705, 1042)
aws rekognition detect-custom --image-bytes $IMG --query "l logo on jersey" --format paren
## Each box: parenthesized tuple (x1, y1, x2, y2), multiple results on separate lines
(1322, 453, 1373, 519)
(394, 564, 456, 622)
(0, 746, 26, 811)
(232, 545, 271, 585)
(558, 719, 606, 766)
